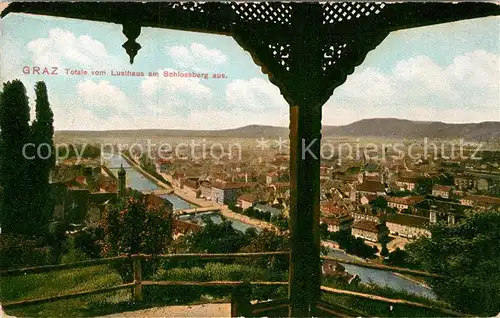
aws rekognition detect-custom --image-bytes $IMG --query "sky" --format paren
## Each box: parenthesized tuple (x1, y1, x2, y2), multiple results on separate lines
(0, 6, 499, 131)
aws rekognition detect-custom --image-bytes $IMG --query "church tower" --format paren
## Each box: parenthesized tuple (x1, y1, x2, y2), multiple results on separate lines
(357, 157, 365, 184)
(118, 164, 126, 199)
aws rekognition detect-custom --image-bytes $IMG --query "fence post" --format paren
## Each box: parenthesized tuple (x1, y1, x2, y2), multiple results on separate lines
(132, 256, 142, 301)
(231, 282, 252, 317)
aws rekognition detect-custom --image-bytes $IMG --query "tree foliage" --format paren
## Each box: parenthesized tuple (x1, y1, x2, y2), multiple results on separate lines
(30, 81, 55, 235)
(406, 209, 500, 315)
(0, 80, 34, 236)
(97, 192, 174, 281)
(0, 80, 55, 238)
(329, 230, 378, 259)
(238, 228, 290, 272)
(184, 216, 252, 254)
(370, 196, 388, 210)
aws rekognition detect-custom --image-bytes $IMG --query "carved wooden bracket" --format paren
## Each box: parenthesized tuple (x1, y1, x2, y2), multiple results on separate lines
(122, 23, 142, 64)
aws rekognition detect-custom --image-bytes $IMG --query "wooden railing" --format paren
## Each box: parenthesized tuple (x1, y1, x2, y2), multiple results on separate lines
(0, 252, 289, 317)
(0, 252, 465, 317)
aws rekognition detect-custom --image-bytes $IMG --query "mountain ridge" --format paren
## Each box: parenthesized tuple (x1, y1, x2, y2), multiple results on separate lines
(55, 118, 500, 141)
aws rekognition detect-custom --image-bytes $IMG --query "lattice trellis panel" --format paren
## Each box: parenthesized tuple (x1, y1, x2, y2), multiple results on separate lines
(166, 2, 206, 13)
(322, 43, 347, 72)
(232, 26, 295, 104)
(322, 2, 386, 24)
(269, 43, 291, 72)
(230, 2, 292, 24)
(318, 30, 390, 106)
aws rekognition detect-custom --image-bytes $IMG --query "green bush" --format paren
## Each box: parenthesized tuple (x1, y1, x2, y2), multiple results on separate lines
(0, 234, 51, 269)
(145, 262, 287, 304)
(61, 237, 90, 264)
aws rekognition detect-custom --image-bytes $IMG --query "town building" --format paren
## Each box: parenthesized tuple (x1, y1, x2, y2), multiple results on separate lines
(211, 181, 241, 205)
(351, 220, 388, 243)
(266, 171, 279, 185)
(254, 203, 282, 218)
(321, 260, 360, 284)
(350, 206, 381, 224)
(385, 214, 430, 239)
(236, 193, 259, 210)
(173, 219, 202, 240)
(395, 177, 419, 192)
(199, 180, 212, 199)
(460, 195, 500, 209)
(386, 195, 425, 211)
(320, 215, 353, 233)
(354, 181, 386, 201)
(183, 178, 200, 198)
(156, 158, 173, 173)
(431, 185, 452, 199)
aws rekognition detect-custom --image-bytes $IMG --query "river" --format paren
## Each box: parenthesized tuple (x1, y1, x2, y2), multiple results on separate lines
(103, 153, 256, 233)
(327, 249, 436, 299)
(103, 153, 436, 299)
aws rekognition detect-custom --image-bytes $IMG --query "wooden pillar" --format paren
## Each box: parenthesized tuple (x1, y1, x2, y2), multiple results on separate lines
(288, 103, 322, 317)
(288, 4, 324, 317)
(132, 257, 142, 301)
(231, 283, 252, 317)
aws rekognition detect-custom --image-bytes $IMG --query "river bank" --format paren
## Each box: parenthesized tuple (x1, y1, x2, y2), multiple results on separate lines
(120, 153, 173, 190)
(166, 179, 276, 231)
(393, 272, 432, 290)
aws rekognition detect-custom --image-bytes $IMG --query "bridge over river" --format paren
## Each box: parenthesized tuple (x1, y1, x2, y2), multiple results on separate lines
(175, 207, 221, 215)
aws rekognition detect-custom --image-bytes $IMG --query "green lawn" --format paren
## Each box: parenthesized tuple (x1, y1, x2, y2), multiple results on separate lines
(1, 262, 456, 317)
(0, 265, 131, 317)
(0, 262, 285, 317)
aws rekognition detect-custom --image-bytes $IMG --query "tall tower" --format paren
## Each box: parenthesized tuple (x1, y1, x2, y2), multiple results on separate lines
(118, 164, 126, 199)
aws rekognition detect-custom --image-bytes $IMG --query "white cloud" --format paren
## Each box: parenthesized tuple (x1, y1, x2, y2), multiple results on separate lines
(325, 50, 500, 124)
(167, 43, 227, 72)
(226, 78, 288, 112)
(140, 68, 213, 115)
(76, 80, 133, 117)
(27, 28, 117, 69)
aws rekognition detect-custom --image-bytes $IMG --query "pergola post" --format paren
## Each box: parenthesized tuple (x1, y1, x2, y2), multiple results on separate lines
(288, 4, 324, 317)
(288, 103, 322, 317)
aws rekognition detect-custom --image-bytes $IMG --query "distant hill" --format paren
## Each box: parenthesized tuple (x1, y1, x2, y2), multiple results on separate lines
(322, 118, 500, 141)
(55, 118, 500, 141)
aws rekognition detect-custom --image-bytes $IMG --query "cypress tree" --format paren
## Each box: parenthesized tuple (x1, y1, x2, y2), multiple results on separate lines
(30, 81, 55, 236)
(0, 80, 32, 236)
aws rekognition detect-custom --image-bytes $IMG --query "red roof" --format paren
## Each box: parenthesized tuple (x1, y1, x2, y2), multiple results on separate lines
(320, 201, 348, 216)
(270, 182, 290, 188)
(157, 158, 172, 164)
(432, 185, 453, 192)
(397, 177, 419, 184)
(184, 179, 199, 189)
(386, 214, 428, 228)
(357, 181, 385, 193)
(75, 176, 86, 184)
(238, 193, 258, 203)
(211, 181, 241, 190)
(385, 195, 425, 205)
(364, 175, 381, 182)
(174, 219, 202, 235)
(144, 194, 168, 209)
(462, 195, 500, 205)
(352, 220, 379, 233)
(362, 194, 377, 202)
(321, 217, 339, 226)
